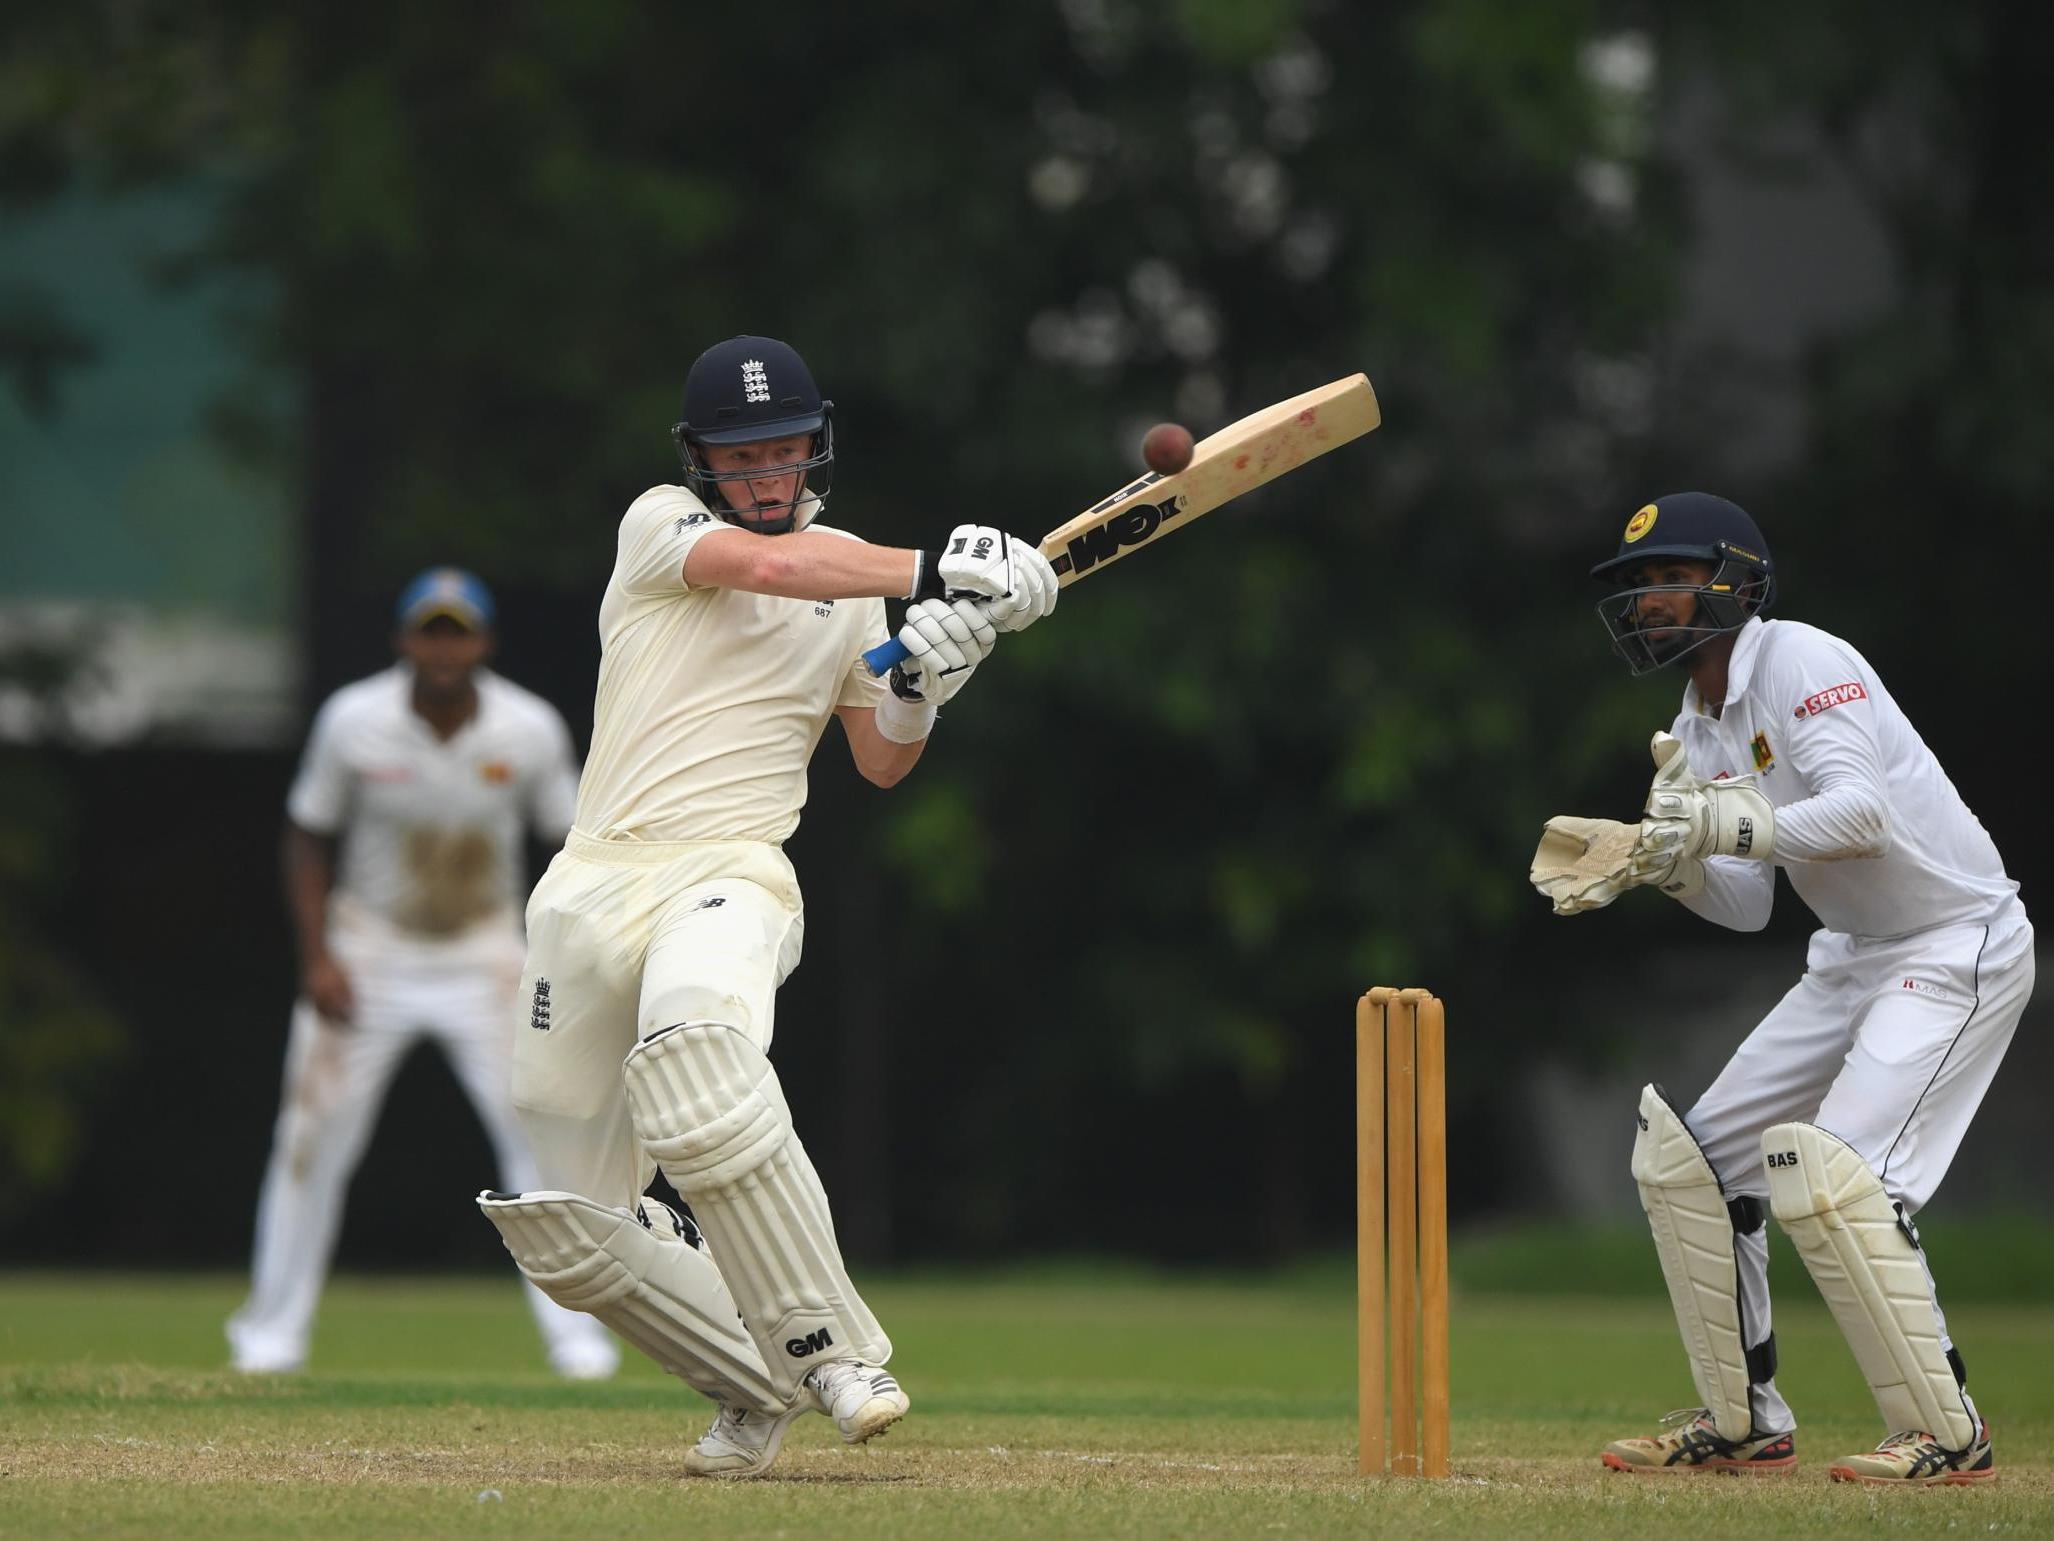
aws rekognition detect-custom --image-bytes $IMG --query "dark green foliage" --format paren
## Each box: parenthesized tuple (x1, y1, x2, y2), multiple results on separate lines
(1, 1, 2043, 1255)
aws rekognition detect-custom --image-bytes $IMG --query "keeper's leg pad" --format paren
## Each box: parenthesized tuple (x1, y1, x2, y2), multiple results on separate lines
(624, 1023, 889, 1399)
(477, 1189, 783, 1414)
(1763, 1122, 1976, 1449)
(1630, 1084, 1761, 1443)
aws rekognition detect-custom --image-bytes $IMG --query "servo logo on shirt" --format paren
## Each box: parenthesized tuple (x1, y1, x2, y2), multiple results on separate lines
(1794, 681, 1868, 720)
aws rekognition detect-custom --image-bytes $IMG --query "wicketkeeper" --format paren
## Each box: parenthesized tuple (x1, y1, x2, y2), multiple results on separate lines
(1530, 493, 2033, 1485)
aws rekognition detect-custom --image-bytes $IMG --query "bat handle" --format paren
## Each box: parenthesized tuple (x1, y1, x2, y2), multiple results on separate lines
(862, 636, 911, 676)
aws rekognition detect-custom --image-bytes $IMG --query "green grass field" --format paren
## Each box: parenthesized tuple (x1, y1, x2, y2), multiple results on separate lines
(4, 1248, 2052, 1538)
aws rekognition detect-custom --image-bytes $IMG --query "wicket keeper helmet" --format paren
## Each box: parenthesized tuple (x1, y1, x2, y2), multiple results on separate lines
(672, 335, 835, 535)
(1590, 492, 1777, 675)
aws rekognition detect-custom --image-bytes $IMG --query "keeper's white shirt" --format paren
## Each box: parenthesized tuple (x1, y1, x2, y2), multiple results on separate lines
(571, 486, 891, 845)
(1666, 617, 2021, 939)
(288, 667, 580, 934)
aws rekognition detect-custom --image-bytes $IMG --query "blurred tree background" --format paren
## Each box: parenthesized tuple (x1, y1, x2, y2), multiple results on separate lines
(1, 0, 2045, 1267)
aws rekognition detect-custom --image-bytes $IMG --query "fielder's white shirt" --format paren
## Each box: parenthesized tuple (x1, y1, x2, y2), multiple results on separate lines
(1666, 618, 2020, 939)
(572, 486, 891, 844)
(289, 667, 580, 934)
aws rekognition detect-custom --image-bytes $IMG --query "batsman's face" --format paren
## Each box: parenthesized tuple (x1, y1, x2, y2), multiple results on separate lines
(399, 616, 492, 692)
(702, 432, 815, 529)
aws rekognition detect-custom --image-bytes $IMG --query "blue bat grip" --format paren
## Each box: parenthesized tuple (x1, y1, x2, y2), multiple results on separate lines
(862, 636, 911, 676)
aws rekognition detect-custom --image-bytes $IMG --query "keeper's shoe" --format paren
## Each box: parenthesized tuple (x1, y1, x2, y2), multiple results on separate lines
(1828, 1424, 1995, 1487)
(680, 1400, 809, 1479)
(1601, 1408, 1797, 1475)
(804, 1360, 910, 1444)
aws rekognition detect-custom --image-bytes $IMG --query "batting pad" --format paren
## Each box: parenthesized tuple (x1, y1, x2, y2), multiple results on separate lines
(477, 1189, 784, 1413)
(1763, 1122, 1976, 1449)
(624, 1022, 890, 1399)
(1630, 1084, 1756, 1442)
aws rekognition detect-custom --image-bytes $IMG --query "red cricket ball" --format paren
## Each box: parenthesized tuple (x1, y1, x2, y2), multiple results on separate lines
(1141, 422, 1195, 476)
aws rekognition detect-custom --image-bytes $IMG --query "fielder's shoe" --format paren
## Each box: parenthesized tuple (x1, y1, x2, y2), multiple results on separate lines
(1601, 1408, 1797, 1475)
(804, 1359, 910, 1444)
(1828, 1425, 1995, 1486)
(226, 1327, 305, 1375)
(229, 1351, 304, 1375)
(680, 1400, 810, 1479)
(550, 1340, 621, 1381)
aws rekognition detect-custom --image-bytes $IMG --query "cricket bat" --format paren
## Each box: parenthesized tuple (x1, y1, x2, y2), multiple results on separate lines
(862, 372, 1381, 676)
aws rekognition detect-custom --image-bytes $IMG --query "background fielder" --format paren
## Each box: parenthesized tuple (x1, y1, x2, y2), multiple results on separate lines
(229, 568, 619, 1380)
(1530, 492, 2034, 1485)
(478, 335, 1057, 1478)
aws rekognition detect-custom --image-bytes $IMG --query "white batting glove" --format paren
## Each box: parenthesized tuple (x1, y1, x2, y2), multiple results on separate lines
(888, 597, 998, 707)
(935, 526, 1059, 631)
(982, 544, 1059, 634)
(1641, 731, 1776, 861)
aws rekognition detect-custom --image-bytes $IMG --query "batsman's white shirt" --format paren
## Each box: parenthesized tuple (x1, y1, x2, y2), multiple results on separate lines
(572, 486, 890, 844)
(1657, 618, 2033, 1213)
(290, 666, 579, 932)
(513, 485, 890, 1206)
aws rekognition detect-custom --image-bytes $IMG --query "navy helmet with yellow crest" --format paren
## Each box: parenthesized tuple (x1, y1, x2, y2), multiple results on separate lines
(1591, 492, 1776, 674)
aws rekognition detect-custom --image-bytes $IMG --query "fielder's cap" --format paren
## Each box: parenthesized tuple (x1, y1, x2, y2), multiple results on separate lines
(677, 335, 827, 446)
(1589, 492, 1774, 583)
(396, 566, 495, 631)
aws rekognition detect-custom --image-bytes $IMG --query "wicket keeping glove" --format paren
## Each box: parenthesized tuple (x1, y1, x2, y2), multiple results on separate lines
(1640, 731, 1775, 862)
(1529, 815, 1642, 915)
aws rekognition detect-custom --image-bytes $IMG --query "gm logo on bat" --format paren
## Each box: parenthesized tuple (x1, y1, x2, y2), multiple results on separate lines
(1049, 490, 1192, 579)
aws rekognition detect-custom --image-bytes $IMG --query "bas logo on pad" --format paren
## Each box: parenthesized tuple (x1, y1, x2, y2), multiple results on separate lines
(1794, 681, 1867, 720)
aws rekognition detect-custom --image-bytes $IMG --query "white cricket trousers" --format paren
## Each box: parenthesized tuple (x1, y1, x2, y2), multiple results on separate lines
(1682, 904, 2034, 1431)
(509, 833, 806, 1207)
(228, 902, 616, 1374)
(509, 833, 895, 1398)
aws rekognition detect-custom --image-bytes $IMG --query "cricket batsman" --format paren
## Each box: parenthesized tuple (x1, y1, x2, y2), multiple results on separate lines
(1529, 493, 2034, 1484)
(229, 568, 619, 1380)
(477, 336, 1058, 1476)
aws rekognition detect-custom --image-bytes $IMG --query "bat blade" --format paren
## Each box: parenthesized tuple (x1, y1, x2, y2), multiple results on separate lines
(1040, 373, 1379, 588)
(863, 373, 1379, 675)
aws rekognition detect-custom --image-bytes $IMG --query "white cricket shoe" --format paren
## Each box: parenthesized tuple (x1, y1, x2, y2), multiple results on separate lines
(226, 1327, 304, 1375)
(550, 1340, 621, 1382)
(680, 1401, 809, 1479)
(804, 1360, 910, 1444)
(229, 1350, 304, 1375)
